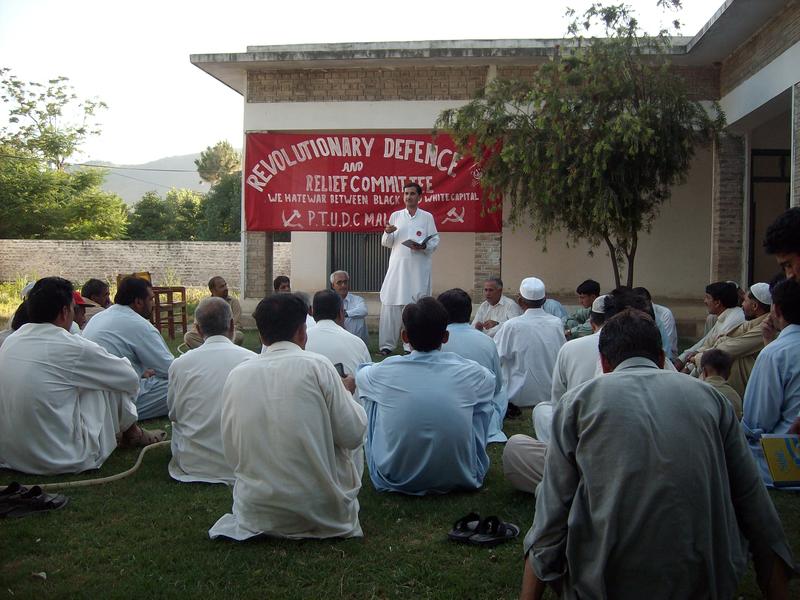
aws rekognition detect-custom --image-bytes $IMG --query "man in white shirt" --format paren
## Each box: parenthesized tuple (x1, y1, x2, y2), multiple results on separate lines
(183, 276, 245, 349)
(495, 277, 566, 409)
(83, 276, 175, 419)
(330, 270, 369, 345)
(472, 277, 523, 338)
(675, 281, 744, 370)
(633, 286, 678, 360)
(0, 277, 164, 475)
(167, 297, 256, 485)
(306, 290, 371, 378)
(378, 181, 439, 355)
(209, 293, 367, 541)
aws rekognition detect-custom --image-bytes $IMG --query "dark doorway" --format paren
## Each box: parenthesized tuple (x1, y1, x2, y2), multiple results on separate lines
(329, 232, 389, 292)
(749, 149, 790, 284)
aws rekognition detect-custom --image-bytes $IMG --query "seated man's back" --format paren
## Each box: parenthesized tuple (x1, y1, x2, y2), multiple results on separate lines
(209, 293, 366, 541)
(0, 278, 141, 475)
(83, 277, 174, 419)
(305, 290, 371, 377)
(167, 297, 256, 485)
(356, 297, 495, 495)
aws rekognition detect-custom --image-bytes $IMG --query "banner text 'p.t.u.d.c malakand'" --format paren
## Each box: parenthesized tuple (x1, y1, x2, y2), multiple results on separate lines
(244, 133, 501, 233)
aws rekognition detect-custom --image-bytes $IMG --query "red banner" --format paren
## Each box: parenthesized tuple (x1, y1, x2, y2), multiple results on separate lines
(244, 133, 500, 232)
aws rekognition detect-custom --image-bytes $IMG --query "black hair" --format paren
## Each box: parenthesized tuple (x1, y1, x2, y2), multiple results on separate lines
(402, 297, 448, 352)
(273, 275, 290, 291)
(27, 277, 74, 324)
(763, 207, 800, 255)
(208, 276, 225, 291)
(700, 349, 734, 380)
(11, 301, 30, 330)
(253, 293, 307, 344)
(589, 310, 606, 328)
(437, 288, 472, 324)
(705, 281, 738, 309)
(114, 276, 152, 306)
(632, 286, 652, 301)
(81, 278, 108, 300)
(598, 309, 663, 369)
(403, 181, 422, 195)
(576, 279, 600, 296)
(520, 297, 545, 309)
(604, 286, 653, 320)
(771, 278, 800, 325)
(312, 290, 342, 322)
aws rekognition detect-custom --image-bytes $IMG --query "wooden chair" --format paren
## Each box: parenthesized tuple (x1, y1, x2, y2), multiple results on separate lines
(151, 286, 188, 340)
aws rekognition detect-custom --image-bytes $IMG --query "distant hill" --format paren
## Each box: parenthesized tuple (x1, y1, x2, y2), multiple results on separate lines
(89, 154, 212, 206)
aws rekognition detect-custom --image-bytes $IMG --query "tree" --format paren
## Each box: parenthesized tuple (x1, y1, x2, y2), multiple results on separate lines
(1, 67, 106, 170)
(436, 3, 723, 287)
(195, 140, 240, 185)
(127, 189, 204, 240)
(199, 171, 241, 241)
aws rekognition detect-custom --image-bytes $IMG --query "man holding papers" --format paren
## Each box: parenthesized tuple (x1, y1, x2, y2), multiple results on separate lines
(378, 181, 439, 355)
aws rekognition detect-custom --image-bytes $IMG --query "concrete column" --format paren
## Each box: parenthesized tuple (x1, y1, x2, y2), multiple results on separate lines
(792, 82, 800, 207)
(710, 133, 746, 283)
(473, 232, 502, 300)
(244, 231, 272, 299)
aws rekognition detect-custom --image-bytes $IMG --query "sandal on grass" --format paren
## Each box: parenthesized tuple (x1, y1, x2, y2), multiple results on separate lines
(118, 427, 167, 449)
(468, 516, 520, 547)
(1, 486, 69, 519)
(447, 512, 481, 543)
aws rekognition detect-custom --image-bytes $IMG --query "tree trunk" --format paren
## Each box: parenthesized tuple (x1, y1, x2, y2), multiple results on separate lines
(625, 231, 638, 288)
(603, 234, 621, 288)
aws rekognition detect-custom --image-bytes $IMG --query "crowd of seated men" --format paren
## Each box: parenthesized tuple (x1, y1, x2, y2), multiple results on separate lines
(1, 207, 799, 598)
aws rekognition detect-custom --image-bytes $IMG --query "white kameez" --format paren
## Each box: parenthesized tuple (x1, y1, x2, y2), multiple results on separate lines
(494, 309, 566, 407)
(342, 293, 369, 345)
(167, 335, 257, 485)
(306, 320, 371, 378)
(209, 341, 367, 540)
(0, 323, 139, 475)
(471, 296, 523, 337)
(678, 306, 745, 363)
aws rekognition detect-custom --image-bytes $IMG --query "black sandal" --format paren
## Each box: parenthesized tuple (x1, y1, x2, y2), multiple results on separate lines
(447, 512, 481, 543)
(468, 516, 519, 547)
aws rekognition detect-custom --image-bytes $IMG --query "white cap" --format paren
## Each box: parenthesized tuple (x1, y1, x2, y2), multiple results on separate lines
(591, 294, 607, 314)
(750, 282, 772, 306)
(520, 277, 545, 301)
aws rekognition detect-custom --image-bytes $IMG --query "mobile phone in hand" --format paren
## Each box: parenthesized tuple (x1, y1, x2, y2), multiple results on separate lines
(334, 362, 346, 377)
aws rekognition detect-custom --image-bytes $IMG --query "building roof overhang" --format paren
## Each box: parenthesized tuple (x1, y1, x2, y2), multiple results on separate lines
(190, 0, 788, 96)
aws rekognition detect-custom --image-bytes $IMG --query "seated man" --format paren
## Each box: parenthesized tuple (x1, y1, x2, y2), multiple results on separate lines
(742, 277, 800, 484)
(273, 275, 291, 293)
(306, 290, 370, 378)
(183, 276, 244, 349)
(699, 349, 742, 419)
(71, 291, 96, 331)
(84, 276, 174, 419)
(564, 279, 599, 339)
(356, 297, 495, 495)
(495, 277, 566, 409)
(167, 297, 257, 485)
(81, 278, 111, 324)
(689, 282, 772, 395)
(331, 270, 369, 345)
(634, 286, 678, 361)
(472, 277, 522, 337)
(0, 277, 164, 475)
(674, 281, 744, 370)
(520, 310, 795, 599)
(439, 288, 508, 443)
(0, 301, 28, 349)
(209, 293, 366, 540)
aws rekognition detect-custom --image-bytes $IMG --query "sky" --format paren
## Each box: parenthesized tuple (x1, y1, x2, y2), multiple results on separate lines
(0, 0, 723, 166)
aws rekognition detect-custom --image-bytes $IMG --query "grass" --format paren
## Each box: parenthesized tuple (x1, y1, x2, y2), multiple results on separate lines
(1, 307, 799, 598)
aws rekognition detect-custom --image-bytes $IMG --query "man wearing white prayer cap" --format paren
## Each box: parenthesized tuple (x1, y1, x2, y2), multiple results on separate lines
(494, 277, 565, 413)
(689, 282, 772, 395)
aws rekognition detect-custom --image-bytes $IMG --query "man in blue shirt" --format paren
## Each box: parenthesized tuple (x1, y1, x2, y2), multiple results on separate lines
(356, 297, 495, 495)
(742, 277, 800, 483)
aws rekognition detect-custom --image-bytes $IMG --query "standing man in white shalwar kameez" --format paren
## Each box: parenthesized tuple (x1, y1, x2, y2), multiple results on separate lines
(209, 293, 367, 541)
(0, 277, 165, 475)
(378, 181, 439, 355)
(84, 276, 174, 419)
(167, 297, 256, 485)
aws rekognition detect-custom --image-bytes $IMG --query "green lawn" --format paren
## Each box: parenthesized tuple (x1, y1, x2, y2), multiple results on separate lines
(1, 329, 798, 598)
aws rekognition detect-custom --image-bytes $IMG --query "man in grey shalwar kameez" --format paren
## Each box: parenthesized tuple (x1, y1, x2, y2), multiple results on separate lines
(521, 310, 795, 600)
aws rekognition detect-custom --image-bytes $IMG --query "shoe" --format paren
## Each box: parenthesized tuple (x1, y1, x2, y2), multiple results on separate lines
(468, 516, 520, 547)
(379, 348, 392, 357)
(505, 402, 522, 419)
(447, 512, 481, 543)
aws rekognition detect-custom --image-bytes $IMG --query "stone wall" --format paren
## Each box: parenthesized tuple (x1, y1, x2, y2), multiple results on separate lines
(0, 240, 290, 290)
(710, 134, 745, 283)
